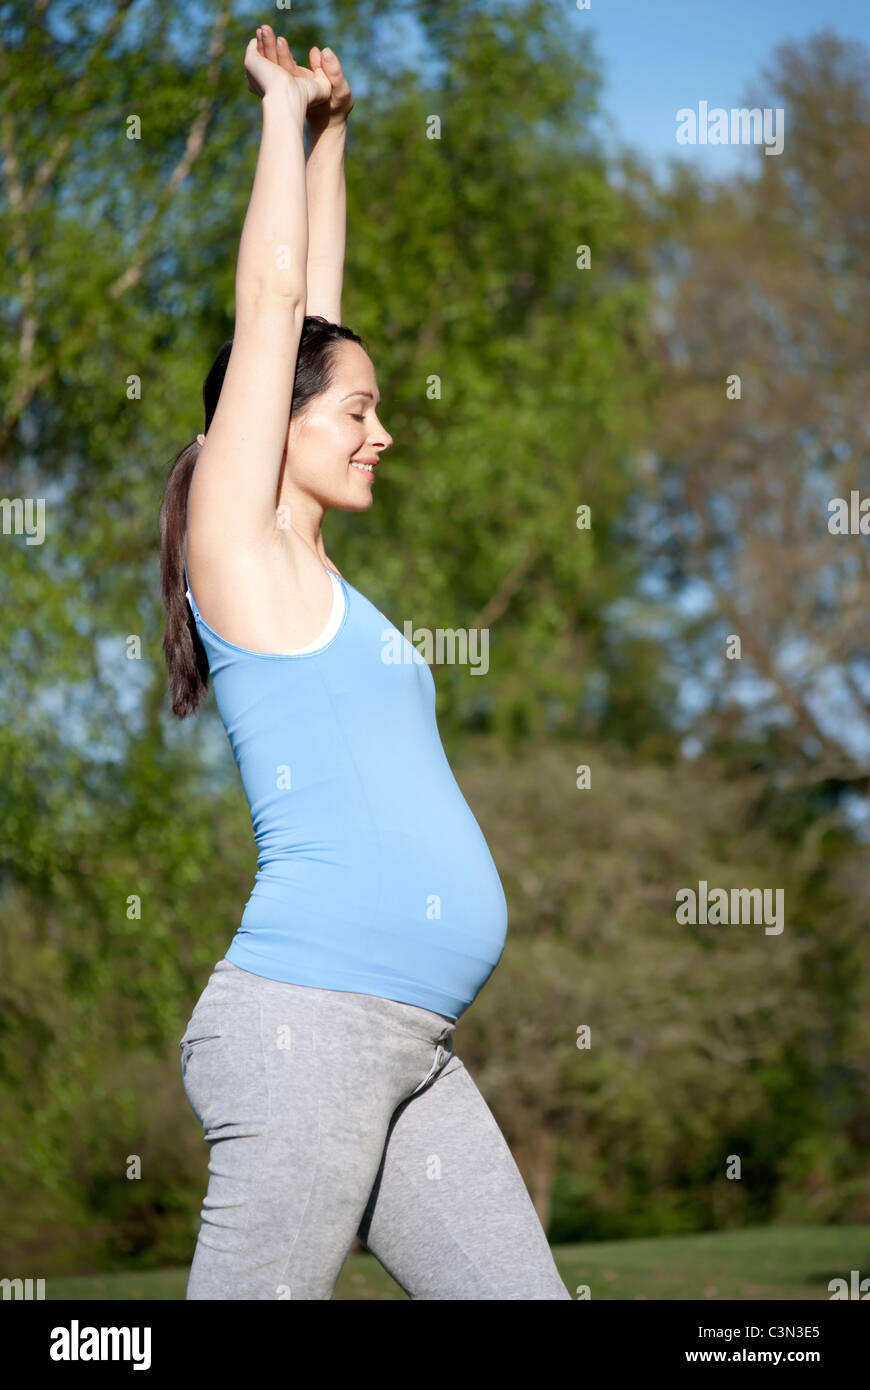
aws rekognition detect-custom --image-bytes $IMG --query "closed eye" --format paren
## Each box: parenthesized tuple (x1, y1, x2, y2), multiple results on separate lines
(350, 413, 366, 421)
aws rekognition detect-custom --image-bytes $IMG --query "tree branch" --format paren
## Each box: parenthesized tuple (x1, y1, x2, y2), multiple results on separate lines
(108, 2, 231, 300)
(19, 1, 136, 217)
(0, 0, 137, 455)
(705, 572, 851, 768)
(469, 542, 538, 630)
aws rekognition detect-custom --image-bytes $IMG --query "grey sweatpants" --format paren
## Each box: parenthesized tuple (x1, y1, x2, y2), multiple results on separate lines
(179, 958, 571, 1300)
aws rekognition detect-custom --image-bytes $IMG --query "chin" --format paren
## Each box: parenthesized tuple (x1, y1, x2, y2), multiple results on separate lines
(330, 490, 374, 514)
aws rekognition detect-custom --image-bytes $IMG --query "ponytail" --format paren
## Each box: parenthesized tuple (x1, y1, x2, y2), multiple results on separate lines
(158, 435, 210, 718)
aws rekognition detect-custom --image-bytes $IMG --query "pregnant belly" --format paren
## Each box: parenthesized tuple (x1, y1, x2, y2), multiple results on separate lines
(253, 814, 507, 944)
(241, 756, 508, 1011)
(387, 808, 507, 941)
(244, 800, 507, 1000)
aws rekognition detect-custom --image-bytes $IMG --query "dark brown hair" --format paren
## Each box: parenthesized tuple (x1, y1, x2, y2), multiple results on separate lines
(159, 315, 365, 718)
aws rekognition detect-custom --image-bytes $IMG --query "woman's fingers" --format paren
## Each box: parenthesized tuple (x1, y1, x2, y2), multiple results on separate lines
(259, 24, 279, 64)
(275, 36, 295, 75)
(248, 25, 334, 106)
(323, 49, 352, 101)
(262, 24, 304, 77)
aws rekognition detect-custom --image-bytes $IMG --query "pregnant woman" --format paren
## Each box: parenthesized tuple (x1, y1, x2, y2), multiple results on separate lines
(159, 25, 570, 1301)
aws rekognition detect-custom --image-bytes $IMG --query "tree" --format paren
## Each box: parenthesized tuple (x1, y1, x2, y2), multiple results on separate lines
(0, 0, 668, 1267)
(628, 31, 870, 791)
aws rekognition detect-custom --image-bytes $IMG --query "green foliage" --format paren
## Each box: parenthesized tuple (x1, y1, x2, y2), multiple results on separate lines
(0, 3, 867, 1274)
(456, 743, 870, 1242)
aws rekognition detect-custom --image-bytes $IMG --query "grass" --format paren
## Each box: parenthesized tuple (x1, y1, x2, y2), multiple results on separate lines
(39, 1225, 870, 1300)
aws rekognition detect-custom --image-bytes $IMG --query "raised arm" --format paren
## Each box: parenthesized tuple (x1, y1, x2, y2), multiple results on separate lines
(304, 47, 354, 323)
(186, 34, 330, 628)
(303, 115, 347, 323)
(251, 30, 354, 325)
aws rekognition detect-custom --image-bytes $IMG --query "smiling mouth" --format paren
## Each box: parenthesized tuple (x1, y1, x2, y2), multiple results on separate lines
(350, 461, 376, 473)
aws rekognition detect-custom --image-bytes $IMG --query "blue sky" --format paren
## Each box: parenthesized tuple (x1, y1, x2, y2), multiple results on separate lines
(577, 0, 870, 178)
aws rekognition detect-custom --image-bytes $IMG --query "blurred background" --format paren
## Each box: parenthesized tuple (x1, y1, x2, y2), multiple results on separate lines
(1, 0, 869, 1299)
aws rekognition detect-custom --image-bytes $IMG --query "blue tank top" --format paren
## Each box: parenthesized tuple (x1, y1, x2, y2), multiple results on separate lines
(184, 565, 508, 1019)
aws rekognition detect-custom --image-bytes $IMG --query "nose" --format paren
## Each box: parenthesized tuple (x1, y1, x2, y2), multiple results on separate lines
(373, 413, 392, 450)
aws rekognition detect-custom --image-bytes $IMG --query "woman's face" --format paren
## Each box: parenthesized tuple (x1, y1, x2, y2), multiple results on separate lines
(282, 340, 392, 514)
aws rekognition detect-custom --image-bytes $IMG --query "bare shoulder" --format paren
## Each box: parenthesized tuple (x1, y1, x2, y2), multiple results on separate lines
(185, 527, 338, 655)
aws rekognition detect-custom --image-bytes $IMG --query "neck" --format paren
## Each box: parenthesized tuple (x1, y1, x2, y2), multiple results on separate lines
(276, 488, 328, 565)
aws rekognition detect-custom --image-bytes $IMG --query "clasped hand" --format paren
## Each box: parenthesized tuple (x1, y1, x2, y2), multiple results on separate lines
(244, 23, 354, 127)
